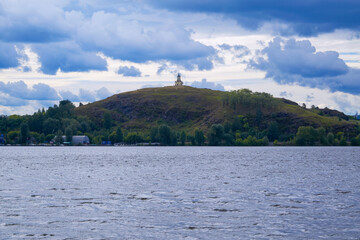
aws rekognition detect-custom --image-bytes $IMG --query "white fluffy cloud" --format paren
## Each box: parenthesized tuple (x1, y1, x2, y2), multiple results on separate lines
(249, 37, 360, 95)
(0, 81, 60, 100)
(0, 80, 113, 114)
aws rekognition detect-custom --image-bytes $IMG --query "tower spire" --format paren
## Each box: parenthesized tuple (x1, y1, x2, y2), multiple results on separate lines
(175, 73, 183, 86)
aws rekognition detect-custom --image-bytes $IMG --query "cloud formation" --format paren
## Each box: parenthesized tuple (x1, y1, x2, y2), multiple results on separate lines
(250, 37, 349, 79)
(60, 87, 113, 102)
(0, 1, 217, 74)
(0, 93, 28, 107)
(0, 42, 20, 69)
(249, 37, 360, 95)
(148, 0, 360, 36)
(190, 78, 225, 91)
(118, 66, 141, 77)
(279, 91, 292, 98)
(0, 80, 113, 114)
(95, 87, 112, 99)
(0, 81, 60, 100)
(218, 44, 250, 59)
(33, 41, 108, 75)
(59, 90, 81, 102)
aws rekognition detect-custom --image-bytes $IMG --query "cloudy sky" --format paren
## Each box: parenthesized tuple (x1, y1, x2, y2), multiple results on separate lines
(0, 0, 360, 115)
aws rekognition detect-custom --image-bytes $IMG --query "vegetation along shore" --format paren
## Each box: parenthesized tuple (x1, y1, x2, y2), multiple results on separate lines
(1, 86, 359, 146)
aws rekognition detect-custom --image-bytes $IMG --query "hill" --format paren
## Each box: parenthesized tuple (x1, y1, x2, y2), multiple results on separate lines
(75, 86, 359, 138)
(1, 86, 359, 145)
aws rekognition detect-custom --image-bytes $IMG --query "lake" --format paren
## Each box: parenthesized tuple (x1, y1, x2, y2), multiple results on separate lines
(1, 147, 360, 239)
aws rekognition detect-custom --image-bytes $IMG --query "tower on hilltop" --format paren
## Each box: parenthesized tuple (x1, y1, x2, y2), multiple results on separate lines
(175, 73, 183, 86)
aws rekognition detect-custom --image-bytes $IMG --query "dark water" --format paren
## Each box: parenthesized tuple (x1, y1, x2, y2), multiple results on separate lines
(0, 147, 360, 239)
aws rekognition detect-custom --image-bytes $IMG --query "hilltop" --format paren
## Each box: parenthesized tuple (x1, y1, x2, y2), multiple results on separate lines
(75, 86, 359, 138)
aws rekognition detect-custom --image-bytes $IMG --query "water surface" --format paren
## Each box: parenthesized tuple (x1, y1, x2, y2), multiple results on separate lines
(1, 147, 360, 239)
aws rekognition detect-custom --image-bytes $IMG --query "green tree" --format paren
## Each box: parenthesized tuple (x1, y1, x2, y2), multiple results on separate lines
(187, 135, 196, 146)
(243, 135, 258, 146)
(339, 137, 347, 146)
(45, 134, 55, 143)
(62, 118, 80, 134)
(39, 133, 45, 144)
(28, 110, 45, 133)
(256, 107, 263, 124)
(65, 127, 73, 143)
(55, 130, 63, 145)
(223, 133, 234, 146)
(20, 123, 29, 144)
(79, 121, 90, 133)
(158, 124, 172, 145)
(262, 136, 269, 146)
(58, 100, 75, 118)
(7, 130, 20, 144)
(317, 127, 327, 145)
(115, 127, 123, 143)
(224, 122, 231, 133)
(7, 115, 24, 130)
(30, 132, 40, 143)
(208, 124, 224, 146)
(350, 134, 360, 146)
(103, 112, 112, 130)
(327, 132, 335, 145)
(43, 118, 61, 135)
(109, 131, 116, 144)
(231, 116, 242, 132)
(194, 129, 205, 146)
(180, 131, 186, 145)
(295, 126, 317, 146)
(124, 133, 143, 144)
(267, 121, 279, 141)
(336, 132, 344, 140)
(150, 127, 159, 142)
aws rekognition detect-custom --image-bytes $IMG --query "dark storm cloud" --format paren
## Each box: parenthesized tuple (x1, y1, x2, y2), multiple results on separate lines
(148, 0, 360, 36)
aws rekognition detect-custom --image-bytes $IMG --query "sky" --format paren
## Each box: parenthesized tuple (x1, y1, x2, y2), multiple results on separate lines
(0, 0, 360, 115)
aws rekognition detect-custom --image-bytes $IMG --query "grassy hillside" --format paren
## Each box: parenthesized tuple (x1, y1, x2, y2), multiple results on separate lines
(75, 86, 359, 137)
(76, 86, 224, 132)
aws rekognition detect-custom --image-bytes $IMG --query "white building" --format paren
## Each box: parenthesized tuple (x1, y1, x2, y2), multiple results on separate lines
(62, 135, 90, 145)
(72, 135, 90, 145)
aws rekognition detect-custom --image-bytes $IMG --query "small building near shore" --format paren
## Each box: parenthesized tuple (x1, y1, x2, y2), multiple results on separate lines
(72, 135, 90, 145)
(61, 135, 90, 145)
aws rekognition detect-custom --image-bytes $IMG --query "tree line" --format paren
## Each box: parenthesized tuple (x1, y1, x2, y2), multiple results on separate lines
(221, 89, 279, 113)
(0, 99, 359, 146)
